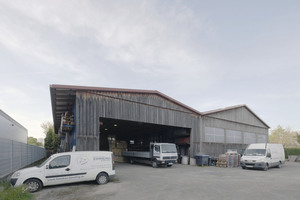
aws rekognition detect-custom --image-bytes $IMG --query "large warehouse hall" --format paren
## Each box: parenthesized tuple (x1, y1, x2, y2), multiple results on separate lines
(50, 84, 269, 158)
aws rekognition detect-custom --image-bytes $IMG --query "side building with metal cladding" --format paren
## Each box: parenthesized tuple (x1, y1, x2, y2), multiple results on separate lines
(0, 109, 28, 143)
(200, 105, 270, 157)
(50, 84, 269, 157)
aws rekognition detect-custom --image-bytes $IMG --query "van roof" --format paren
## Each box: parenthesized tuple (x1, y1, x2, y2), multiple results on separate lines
(247, 143, 283, 149)
(52, 151, 112, 156)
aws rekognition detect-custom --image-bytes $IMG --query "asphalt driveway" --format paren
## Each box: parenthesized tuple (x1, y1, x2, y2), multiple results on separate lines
(34, 162, 300, 200)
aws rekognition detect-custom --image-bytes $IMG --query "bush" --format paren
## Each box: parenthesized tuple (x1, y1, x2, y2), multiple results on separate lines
(284, 147, 300, 159)
(0, 180, 33, 200)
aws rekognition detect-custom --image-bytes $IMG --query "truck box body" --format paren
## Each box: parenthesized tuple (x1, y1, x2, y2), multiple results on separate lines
(240, 143, 285, 170)
(10, 151, 115, 192)
(122, 143, 178, 168)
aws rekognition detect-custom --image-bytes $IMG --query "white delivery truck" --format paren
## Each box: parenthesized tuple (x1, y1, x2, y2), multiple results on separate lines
(240, 143, 285, 171)
(122, 143, 178, 168)
(10, 151, 115, 192)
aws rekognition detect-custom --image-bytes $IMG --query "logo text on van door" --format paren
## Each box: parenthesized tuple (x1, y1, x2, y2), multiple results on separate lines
(93, 157, 110, 161)
(77, 156, 89, 165)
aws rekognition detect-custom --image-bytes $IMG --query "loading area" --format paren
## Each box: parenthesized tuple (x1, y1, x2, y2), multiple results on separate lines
(99, 117, 190, 162)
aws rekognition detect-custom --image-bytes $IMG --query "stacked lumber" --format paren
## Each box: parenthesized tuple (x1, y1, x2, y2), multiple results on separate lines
(215, 152, 241, 168)
(110, 141, 128, 162)
(216, 154, 227, 167)
(288, 155, 298, 162)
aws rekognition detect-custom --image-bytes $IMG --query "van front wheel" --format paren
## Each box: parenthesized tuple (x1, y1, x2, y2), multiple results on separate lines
(96, 173, 109, 185)
(24, 179, 42, 193)
(263, 163, 269, 171)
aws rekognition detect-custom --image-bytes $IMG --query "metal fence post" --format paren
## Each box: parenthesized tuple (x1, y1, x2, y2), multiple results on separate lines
(10, 140, 13, 175)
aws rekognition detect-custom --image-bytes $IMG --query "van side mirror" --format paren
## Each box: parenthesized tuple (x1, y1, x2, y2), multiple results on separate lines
(46, 165, 49, 169)
(266, 153, 271, 158)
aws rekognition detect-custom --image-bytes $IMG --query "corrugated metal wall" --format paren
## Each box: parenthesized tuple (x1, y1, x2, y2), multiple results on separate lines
(75, 91, 201, 156)
(200, 107, 269, 156)
(0, 137, 46, 178)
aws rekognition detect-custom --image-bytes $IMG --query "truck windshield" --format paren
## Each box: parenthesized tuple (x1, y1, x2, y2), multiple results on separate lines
(244, 149, 266, 156)
(161, 144, 177, 153)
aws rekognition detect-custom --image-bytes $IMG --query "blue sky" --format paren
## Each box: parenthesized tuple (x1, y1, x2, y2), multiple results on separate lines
(0, 0, 299, 138)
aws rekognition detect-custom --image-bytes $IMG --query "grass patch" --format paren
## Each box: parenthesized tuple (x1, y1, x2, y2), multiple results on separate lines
(0, 180, 34, 200)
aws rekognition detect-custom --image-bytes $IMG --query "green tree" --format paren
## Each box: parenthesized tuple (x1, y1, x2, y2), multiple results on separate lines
(297, 134, 300, 144)
(269, 125, 298, 147)
(41, 122, 60, 151)
(28, 136, 43, 147)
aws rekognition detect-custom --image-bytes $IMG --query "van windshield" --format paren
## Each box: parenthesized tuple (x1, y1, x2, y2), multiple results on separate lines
(161, 144, 177, 153)
(39, 156, 52, 168)
(244, 149, 266, 156)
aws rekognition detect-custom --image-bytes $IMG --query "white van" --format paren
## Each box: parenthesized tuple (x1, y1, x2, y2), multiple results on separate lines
(240, 143, 285, 171)
(10, 151, 115, 192)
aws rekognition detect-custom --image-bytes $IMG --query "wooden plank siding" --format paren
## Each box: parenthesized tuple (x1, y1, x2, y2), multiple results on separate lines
(51, 85, 271, 158)
(75, 91, 201, 155)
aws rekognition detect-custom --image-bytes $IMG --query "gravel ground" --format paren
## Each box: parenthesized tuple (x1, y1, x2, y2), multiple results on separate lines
(34, 161, 300, 200)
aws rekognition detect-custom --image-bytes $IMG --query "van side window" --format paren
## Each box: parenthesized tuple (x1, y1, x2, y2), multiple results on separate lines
(49, 155, 70, 169)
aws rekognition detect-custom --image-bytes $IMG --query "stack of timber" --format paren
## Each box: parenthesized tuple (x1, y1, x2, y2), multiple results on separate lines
(216, 151, 241, 168)
(216, 154, 227, 168)
(110, 140, 127, 162)
(288, 155, 299, 162)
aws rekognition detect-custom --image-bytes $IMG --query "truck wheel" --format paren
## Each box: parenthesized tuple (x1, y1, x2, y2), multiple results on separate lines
(152, 161, 158, 168)
(167, 164, 172, 167)
(96, 173, 109, 185)
(24, 179, 42, 193)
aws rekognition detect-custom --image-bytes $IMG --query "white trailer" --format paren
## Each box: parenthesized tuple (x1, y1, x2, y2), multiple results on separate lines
(122, 143, 178, 168)
(240, 143, 285, 171)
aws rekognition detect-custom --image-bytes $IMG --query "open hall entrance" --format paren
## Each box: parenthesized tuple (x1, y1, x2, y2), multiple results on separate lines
(99, 118, 190, 156)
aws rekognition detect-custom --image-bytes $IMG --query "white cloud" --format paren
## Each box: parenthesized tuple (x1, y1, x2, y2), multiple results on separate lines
(0, 0, 299, 137)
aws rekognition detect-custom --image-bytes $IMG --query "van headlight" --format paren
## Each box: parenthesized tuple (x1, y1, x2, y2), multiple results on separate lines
(12, 171, 21, 178)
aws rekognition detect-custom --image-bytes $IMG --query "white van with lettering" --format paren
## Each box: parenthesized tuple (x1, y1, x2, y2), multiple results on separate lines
(10, 151, 115, 192)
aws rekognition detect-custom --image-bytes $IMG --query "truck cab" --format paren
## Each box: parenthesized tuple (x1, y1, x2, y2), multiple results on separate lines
(123, 142, 178, 168)
(150, 143, 178, 167)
